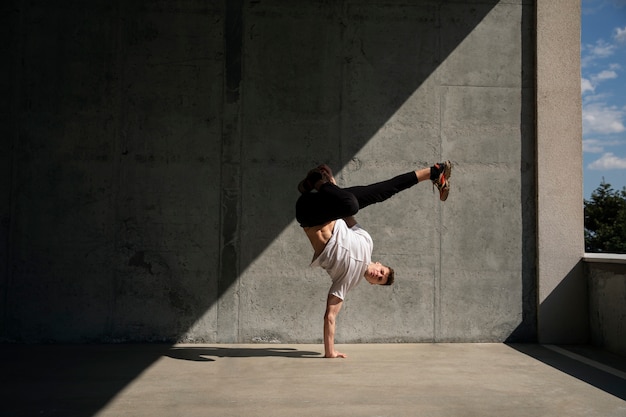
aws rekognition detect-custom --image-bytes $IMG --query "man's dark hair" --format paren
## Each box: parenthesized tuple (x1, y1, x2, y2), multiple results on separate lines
(384, 267, 395, 286)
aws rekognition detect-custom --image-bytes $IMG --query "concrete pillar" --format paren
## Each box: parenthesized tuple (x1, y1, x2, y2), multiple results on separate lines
(535, 0, 588, 343)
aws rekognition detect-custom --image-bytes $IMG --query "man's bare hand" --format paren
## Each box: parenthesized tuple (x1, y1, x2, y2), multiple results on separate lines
(324, 351, 348, 359)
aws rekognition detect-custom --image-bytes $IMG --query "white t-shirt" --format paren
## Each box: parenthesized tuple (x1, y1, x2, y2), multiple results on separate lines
(311, 219, 373, 300)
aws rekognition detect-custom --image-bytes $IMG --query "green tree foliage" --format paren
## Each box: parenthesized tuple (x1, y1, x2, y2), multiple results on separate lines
(584, 180, 626, 253)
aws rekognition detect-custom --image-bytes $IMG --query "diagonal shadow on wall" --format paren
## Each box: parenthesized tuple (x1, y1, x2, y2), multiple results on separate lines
(1, 0, 530, 415)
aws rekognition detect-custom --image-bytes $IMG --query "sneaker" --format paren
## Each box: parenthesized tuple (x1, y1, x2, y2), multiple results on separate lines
(297, 168, 324, 194)
(432, 160, 452, 201)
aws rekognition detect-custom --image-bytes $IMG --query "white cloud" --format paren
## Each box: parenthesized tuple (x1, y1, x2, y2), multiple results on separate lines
(583, 138, 624, 153)
(593, 70, 618, 81)
(583, 69, 619, 94)
(581, 67, 620, 95)
(583, 139, 607, 153)
(590, 39, 616, 57)
(582, 39, 616, 68)
(588, 152, 626, 170)
(582, 102, 626, 135)
(581, 78, 595, 94)
(583, 91, 612, 104)
(615, 26, 626, 43)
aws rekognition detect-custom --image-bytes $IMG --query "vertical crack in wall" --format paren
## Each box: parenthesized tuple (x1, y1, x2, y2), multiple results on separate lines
(434, 3, 443, 343)
(217, 0, 244, 343)
(2, 2, 22, 341)
(106, 0, 128, 341)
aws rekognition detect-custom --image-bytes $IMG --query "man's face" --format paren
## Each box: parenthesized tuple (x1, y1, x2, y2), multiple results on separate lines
(364, 262, 390, 285)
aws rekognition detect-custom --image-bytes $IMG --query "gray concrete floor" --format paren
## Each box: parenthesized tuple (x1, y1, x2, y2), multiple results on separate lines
(1, 343, 625, 417)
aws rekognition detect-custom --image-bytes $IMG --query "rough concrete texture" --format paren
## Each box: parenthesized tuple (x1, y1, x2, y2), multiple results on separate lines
(587, 260, 626, 357)
(535, 0, 587, 344)
(1, 343, 626, 417)
(2, 0, 537, 344)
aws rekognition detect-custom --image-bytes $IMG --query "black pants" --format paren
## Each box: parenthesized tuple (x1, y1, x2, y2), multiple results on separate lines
(295, 172, 418, 227)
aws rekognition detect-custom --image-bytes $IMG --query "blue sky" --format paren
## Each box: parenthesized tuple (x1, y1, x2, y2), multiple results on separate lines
(581, 0, 626, 199)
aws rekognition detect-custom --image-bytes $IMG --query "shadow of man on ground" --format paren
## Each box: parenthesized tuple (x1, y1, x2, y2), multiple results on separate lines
(166, 346, 322, 361)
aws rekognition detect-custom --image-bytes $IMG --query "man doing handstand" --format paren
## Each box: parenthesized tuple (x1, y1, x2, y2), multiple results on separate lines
(295, 161, 452, 358)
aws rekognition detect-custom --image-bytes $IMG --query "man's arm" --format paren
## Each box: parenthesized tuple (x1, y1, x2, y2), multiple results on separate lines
(324, 294, 347, 358)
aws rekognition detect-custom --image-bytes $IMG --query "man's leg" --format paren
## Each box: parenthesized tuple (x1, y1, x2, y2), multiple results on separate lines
(295, 161, 451, 226)
(345, 161, 452, 209)
(295, 184, 359, 227)
(344, 172, 418, 210)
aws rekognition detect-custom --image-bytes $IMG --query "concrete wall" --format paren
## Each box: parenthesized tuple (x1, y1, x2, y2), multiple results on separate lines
(535, 0, 587, 344)
(586, 257, 626, 357)
(2, 0, 537, 343)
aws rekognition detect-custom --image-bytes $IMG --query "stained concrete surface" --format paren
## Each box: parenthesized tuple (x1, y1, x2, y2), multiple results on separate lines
(1, 343, 625, 417)
(3, 0, 537, 345)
